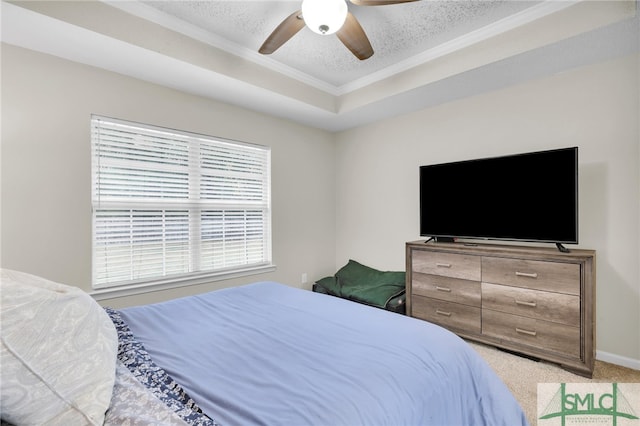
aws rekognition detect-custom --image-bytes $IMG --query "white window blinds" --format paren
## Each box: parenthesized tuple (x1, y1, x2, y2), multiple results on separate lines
(91, 116, 271, 289)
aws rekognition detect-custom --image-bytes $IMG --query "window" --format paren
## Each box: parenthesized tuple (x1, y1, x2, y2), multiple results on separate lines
(91, 116, 271, 290)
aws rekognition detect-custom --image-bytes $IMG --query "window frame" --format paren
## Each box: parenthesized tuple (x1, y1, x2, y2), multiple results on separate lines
(90, 115, 274, 299)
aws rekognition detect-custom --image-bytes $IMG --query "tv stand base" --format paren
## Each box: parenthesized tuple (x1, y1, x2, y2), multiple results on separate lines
(434, 236, 455, 243)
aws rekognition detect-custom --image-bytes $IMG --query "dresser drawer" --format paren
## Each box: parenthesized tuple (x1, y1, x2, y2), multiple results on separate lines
(482, 283, 579, 326)
(412, 295, 481, 333)
(482, 257, 580, 295)
(412, 250, 481, 281)
(482, 310, 580, 358)
(413, 273, 481, 307)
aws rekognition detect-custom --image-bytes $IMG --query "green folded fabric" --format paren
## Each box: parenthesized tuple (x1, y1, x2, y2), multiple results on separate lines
(334, 260, 405, 308)
(315, 276, 341, 295)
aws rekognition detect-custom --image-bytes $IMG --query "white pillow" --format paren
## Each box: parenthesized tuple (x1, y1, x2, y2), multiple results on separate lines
(1, 269, 118, 425)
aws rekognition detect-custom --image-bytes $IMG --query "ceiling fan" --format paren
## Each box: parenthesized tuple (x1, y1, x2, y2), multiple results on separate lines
(259, 0, 420, 61)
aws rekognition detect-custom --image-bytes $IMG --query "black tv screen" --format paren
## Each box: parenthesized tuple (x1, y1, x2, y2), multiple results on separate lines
(420, 147, 578, 244)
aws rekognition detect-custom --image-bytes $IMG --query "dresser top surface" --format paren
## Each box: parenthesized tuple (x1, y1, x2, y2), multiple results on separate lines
(407, 240, 595, 261)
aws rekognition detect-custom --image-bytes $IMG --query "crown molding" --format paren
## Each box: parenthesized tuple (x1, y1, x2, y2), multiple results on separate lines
(105, 0, 342, 96)
(107, 0, 583, 98)
(336, 0, 581, 95)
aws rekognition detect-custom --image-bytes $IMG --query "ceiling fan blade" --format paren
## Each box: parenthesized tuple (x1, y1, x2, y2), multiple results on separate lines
(349, 0, 419, 5)
(336, 12, 374, 60)
(259, 10, 304, 55)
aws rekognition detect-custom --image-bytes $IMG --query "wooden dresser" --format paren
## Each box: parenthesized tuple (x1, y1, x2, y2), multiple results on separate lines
(406, 241, 596, 377)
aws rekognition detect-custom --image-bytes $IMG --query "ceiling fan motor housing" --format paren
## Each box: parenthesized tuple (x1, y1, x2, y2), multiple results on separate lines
(302, 0, 348, 35)
(260, 0, 417, 60)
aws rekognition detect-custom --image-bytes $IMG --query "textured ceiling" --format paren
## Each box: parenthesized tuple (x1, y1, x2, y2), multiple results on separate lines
(133, 0, 540, 88)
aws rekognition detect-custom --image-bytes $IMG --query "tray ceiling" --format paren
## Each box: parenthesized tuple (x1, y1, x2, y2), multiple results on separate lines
(2, 0, 638, 131)
(132, 0, 539, 89)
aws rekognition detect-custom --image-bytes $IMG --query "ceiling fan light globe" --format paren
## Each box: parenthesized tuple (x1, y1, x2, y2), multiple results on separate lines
(302, 0, 348, 35)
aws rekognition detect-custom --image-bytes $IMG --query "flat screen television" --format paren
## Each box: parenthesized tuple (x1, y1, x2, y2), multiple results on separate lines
(420, 147, 578, 249)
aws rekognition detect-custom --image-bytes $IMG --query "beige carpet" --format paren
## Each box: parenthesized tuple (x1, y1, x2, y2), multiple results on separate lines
(468, 341, 640, 425)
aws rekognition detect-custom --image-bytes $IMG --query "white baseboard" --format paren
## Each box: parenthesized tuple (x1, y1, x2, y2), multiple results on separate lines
(596, 350, 640, 371)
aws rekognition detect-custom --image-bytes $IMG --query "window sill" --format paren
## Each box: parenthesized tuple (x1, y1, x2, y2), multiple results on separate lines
(90, 264, 277, 301)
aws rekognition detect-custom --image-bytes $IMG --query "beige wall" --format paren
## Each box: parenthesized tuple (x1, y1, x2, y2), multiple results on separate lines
(2, 43, 639, 365)
(335, 53, 640, 365)
(0, 44, 337, 307)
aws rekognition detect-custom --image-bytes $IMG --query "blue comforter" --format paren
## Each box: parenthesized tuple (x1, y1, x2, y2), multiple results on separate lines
(118, 281, 528, 426)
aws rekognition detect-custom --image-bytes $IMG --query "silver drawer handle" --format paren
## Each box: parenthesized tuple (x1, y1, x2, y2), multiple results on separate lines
(436, 263, 452, 268)
(515, 327, 537, 336)
(436, 309, 452, 317)
(515, 300, 537, 307)
(515, 271, 538, 278)
(436, 286, 452, 292)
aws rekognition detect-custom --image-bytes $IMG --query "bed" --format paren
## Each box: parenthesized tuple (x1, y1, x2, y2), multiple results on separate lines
(1, 269, 529, 426)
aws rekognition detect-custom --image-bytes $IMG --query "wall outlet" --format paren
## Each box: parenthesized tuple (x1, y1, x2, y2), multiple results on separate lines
(301, 273, 308, 284)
